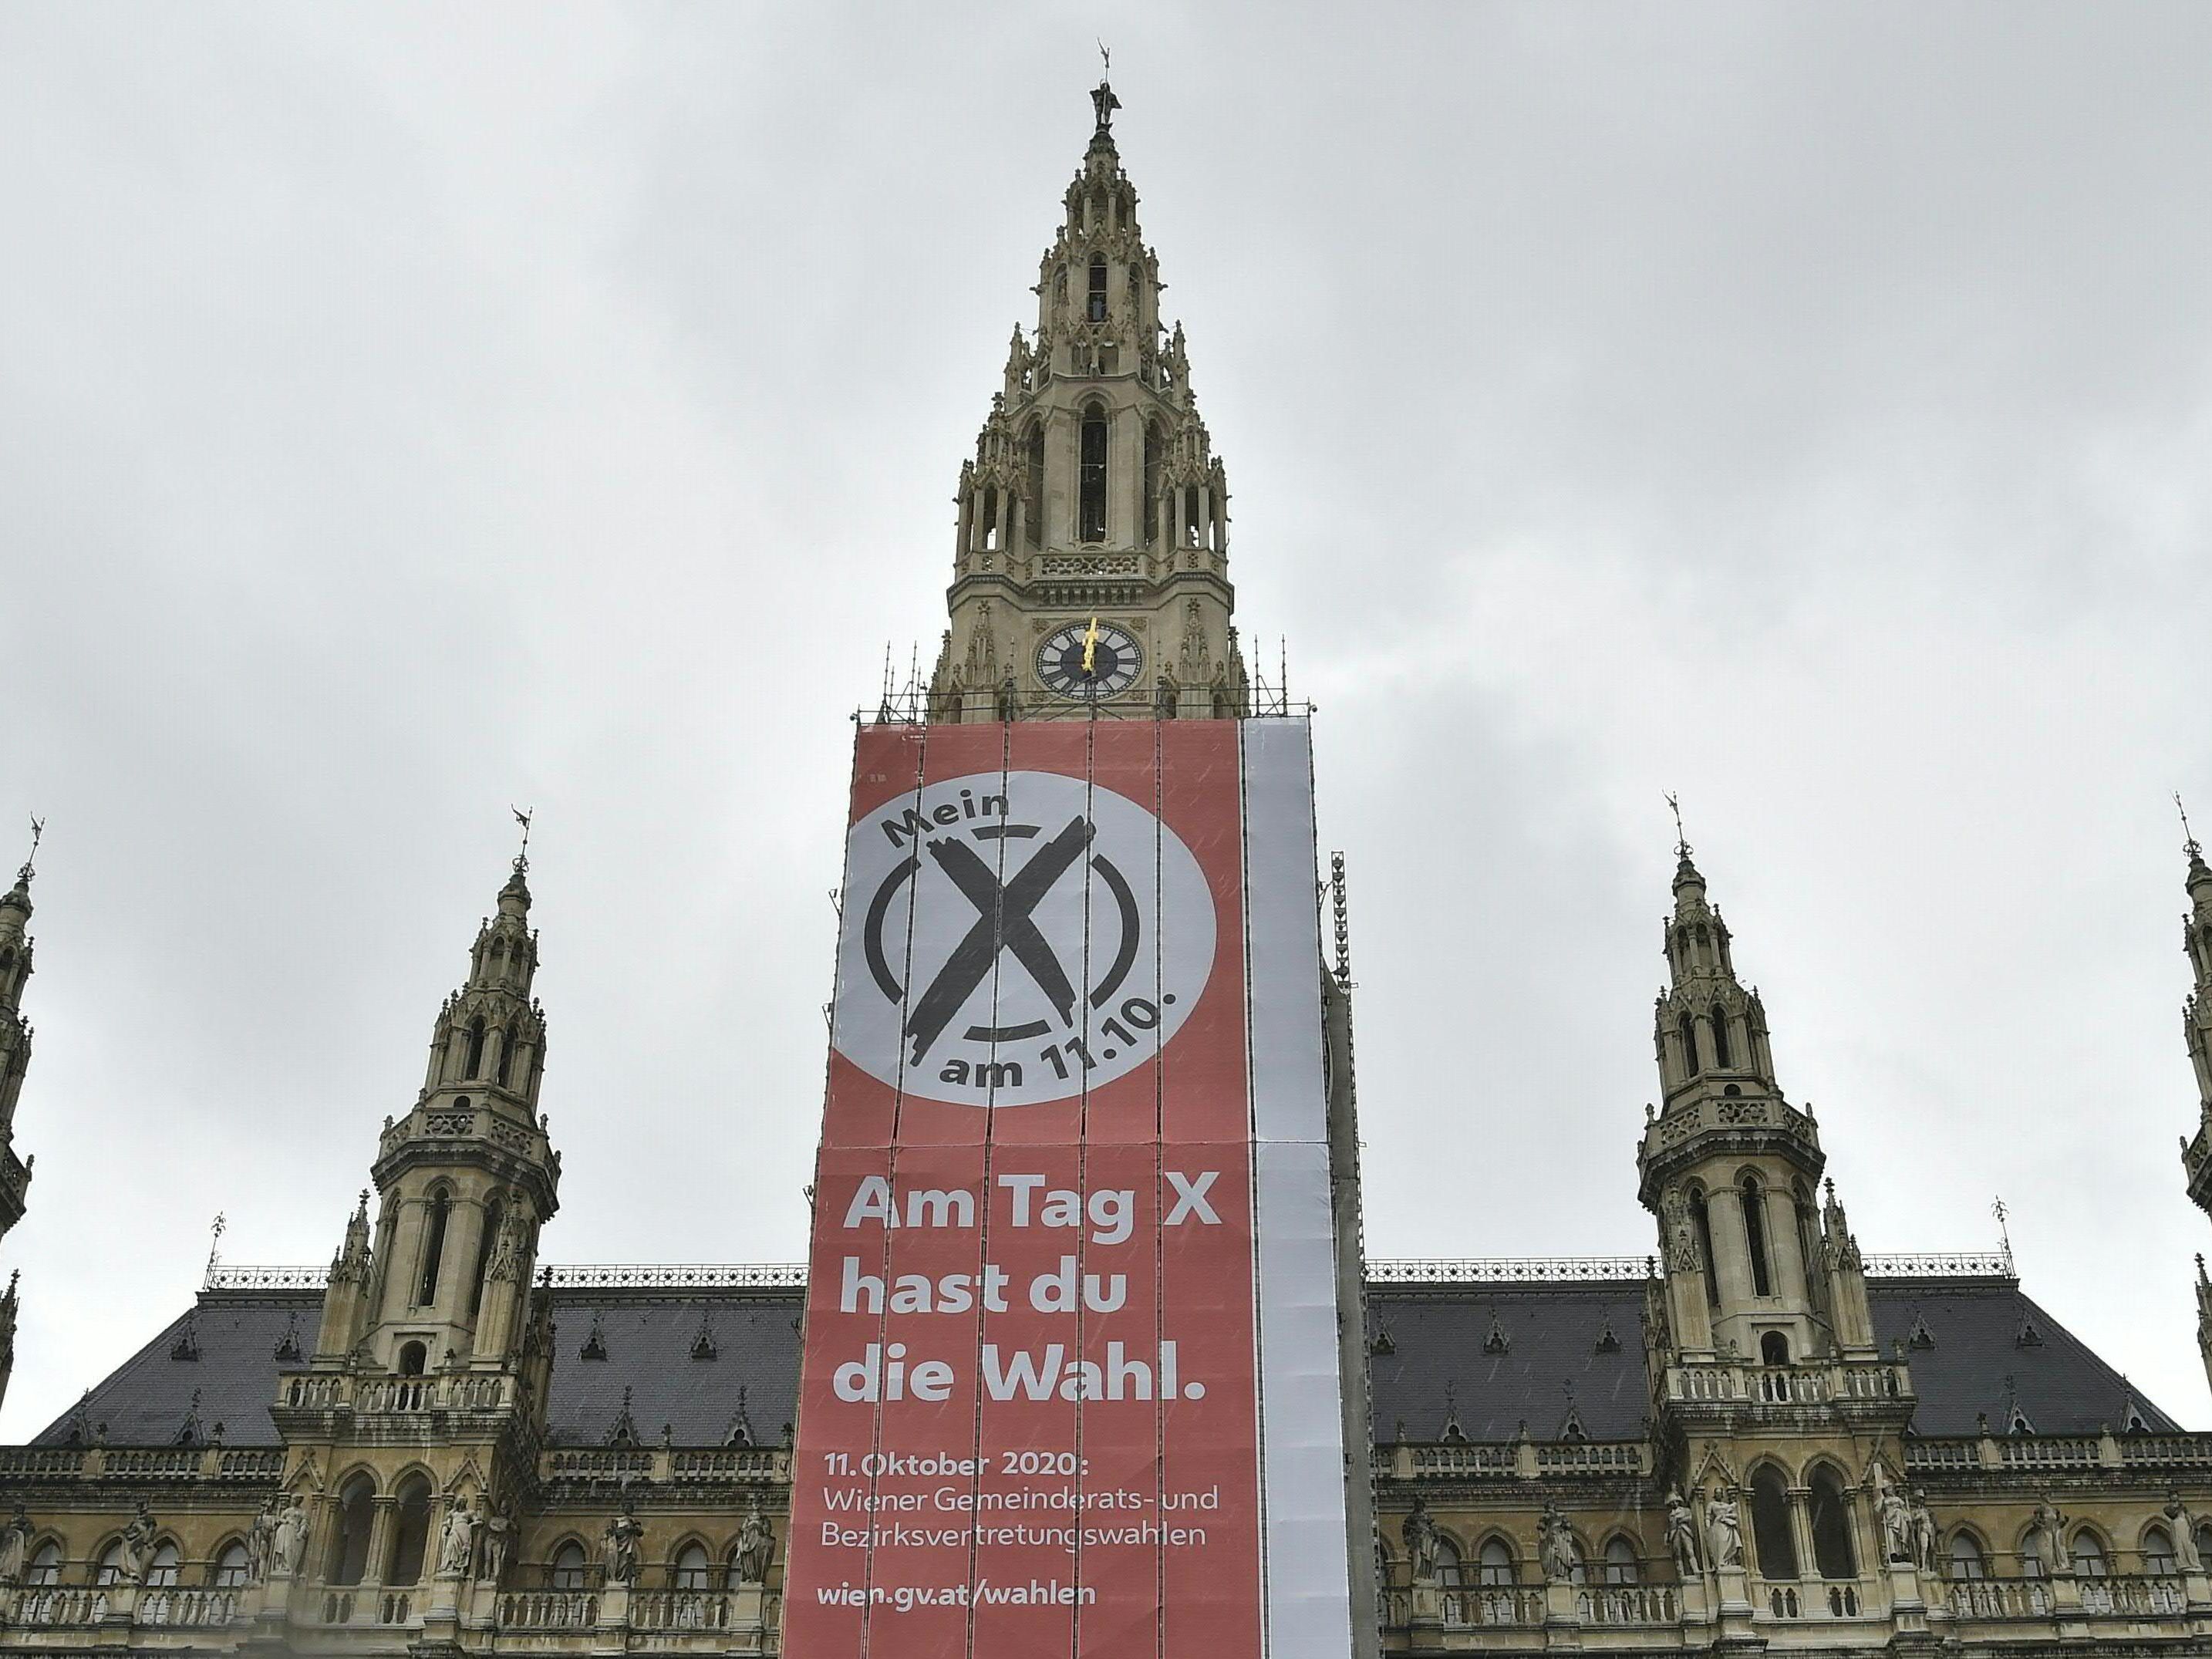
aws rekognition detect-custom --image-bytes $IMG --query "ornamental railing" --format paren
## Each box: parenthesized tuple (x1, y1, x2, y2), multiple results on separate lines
(208, 1249, 2010, 1296)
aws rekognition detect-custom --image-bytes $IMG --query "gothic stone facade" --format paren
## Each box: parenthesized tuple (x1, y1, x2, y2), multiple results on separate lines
(7, 86, 2212, 1659)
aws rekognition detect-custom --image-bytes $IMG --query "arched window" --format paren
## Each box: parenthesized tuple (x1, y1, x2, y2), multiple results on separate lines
(1947, 1533, 1986, 1580)
(1793, 1182, 1823, 1306)
(464, 1018, 487, 1079)
(1432, 1535, 1463, 1587)
(2195, 1522, 2212, 1573)
(2021, 1528, 2047, 1579)
(145, 1543, 180, 1587)
(387, 1475, 433, 1585)
(1710, 1004, 1733, 1067)
(1023, 424, 1045, 548)
(1087, 256, 1108, 322)
(1761, 1331, 1791, 1366)
(550, 1541, 588, 1590)
(213, 1542, 251, 1587)
(1750, 1466, 1798, 1580)
(329, 1474, 376, 1587)
(416, 1192, 450, 1306)
(979, 484, 999, 551)
(1742, 1176, 1774, 1297)
(2070, 1529, 2109, 1579)
(95, 1540, 127, 1586)
(2143, 1526, 2178, 1576)
(673, 1543, 710, 1590)
(1807, 1466, 1856, 1580)
(1476, 1537, 1513, 1587)
(1602, 1536, 1640, 1585)
(1691, 1190, 1720, 1308)
(1078, 407, 1108, 543)
(396, 1340, 427, 1377)
(1678, 1011, 1700, 1077)
(494, 1030, 514, 1089)
(470, 1200, 504, 1317)
(25, 1542, 60, 1586)
(1142, 422, 1163, 545)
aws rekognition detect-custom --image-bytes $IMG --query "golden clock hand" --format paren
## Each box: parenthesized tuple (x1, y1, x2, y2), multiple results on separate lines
(1081, 615, 1100, 677)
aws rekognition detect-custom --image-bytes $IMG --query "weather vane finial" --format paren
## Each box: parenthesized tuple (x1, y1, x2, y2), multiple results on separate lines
(2180, 793, 2200, 859)
(511, 806, 534, 874)
(19, 814, 42, 886)
(1664, 793, 1691, 862)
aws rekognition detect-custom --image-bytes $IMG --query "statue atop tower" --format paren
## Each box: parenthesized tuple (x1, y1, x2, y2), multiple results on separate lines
(927, 81, 1249, 723)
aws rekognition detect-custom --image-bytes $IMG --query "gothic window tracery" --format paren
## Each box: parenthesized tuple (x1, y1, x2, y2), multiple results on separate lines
(95, 1539, 127, 1587)
(2070, 1529, 2110, 1579)
(213, 1542, 250, 1587)
(1690, 1189, 1720, 1308)
(145, 1543, 180, 1588)
(673, 1543, 710, 1590)
(24, 1542, 59, 1587)
(1475, 1536, 1512, 1587)
(1678, 1012, 1699, 1077)
(1079, 406, 1108, 543)
(1710, 1003, 1733, 1067)
(1946, 1531, 1987, 1580)
(387, 1474, 432, 1585)
(1602, 1536, 1640, 1585)
(550, 1541, 588, 1590)
(1807, 1465, 1855, 1579)
(416, 1191, 451, 1307)
(1087, 257, 1108, 323)
(2143, 1525, 2178, 1575)
(1742, 1175, 1774, 1297)
(1750, 1465, 1798, 1580)
(329, 1474, 376, 1587)
(465, 1018, 487, 1080)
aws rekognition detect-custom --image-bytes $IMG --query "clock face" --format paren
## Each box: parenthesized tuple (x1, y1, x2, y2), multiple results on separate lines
(1036, 620, 1143, 700)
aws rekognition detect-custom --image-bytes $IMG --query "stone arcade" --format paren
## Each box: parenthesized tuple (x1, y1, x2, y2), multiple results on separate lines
(6, 81, 2212, 1659)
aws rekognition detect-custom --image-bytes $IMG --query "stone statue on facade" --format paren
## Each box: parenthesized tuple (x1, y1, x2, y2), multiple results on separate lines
(1664, 1489, 1703, 1576)
(244, 1495, 278, 1583)
(0, 1505, 31, 1586)
(1702, 1491, 1742, 1570)
(1401, 1495, 1442, 1584)
(119, 1502, 158, 1583)
(1539, 1502, 1578, 1584)
(602, 1506, 644, 1586)
(1879, 1484, 1914, 1563)
(271, 1495, 309, 1578)
(1907, 1488, 1940, 1574)
(2031, 1498, 2069, 1576)
(484, 1502, 518, 1587)
(2169, 1493, 2204, 1573)
(736, 1502, 776, 1585)
(436, 1497, 478, 1579)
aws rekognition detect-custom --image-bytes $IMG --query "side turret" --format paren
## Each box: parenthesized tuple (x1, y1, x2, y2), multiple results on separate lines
(310, 843, 561, 1380)
(1635, 818, 1874, 1367)
(0, 826, 43, 1246)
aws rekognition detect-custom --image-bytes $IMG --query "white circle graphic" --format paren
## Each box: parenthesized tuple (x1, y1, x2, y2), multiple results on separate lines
(832, 770, 1216, 1106)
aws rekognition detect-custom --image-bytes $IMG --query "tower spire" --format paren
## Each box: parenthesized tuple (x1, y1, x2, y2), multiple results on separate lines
(926, 76, 1247, 725)
(2172, 794, 2212, 1269)
(0, 815, 42, 1246)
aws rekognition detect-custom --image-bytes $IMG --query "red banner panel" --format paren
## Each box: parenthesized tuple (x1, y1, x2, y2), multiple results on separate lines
(784, 720, 1353, 1659)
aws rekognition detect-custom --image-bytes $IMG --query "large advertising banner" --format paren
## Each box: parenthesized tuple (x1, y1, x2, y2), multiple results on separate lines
(784, 718, 1354, 1659)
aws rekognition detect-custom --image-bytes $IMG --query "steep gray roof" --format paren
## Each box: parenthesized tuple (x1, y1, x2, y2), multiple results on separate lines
(31, 1275, 2174, 1451)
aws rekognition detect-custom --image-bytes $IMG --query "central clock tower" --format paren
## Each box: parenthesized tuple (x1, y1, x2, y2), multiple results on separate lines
(927, 79, 1249, 723)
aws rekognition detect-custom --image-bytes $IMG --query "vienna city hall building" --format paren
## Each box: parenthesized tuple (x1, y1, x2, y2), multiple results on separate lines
(6, 84, 2212, 1659)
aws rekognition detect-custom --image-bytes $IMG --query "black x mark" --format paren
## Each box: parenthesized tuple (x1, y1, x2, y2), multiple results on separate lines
(904, 814, 1094, 1063)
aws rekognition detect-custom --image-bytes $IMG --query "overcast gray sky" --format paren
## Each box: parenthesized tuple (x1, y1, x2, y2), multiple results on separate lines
(2, 2, 2209, 1441)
